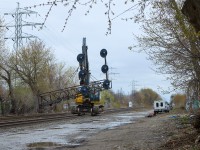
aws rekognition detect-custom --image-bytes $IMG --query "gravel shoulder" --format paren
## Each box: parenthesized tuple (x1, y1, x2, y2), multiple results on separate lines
(66, 110, 198, 150)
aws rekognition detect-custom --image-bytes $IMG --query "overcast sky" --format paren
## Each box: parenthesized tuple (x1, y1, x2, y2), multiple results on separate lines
(0, 0, 176, 101)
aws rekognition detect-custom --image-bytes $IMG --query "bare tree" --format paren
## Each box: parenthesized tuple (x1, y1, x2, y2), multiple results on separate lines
(134, 0, 200, 95)
(25, 0, 149, 34)
(130, 88, 160, 107)
(140, 88, 161, 106)
(171, 93, 186, 109)
(53, 64, 78, 89)
(45, 62, 78, 90)
(10, 40, 55, 112)
(0, 18, 16, 114)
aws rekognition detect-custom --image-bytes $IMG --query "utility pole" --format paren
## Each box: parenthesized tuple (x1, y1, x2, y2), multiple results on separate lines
(1, 2, 43, 51)
(129, 80, 139, 106)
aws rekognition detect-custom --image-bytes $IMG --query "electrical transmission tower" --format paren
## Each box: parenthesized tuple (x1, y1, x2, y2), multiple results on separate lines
(130, 80, 139, 94)
(1, 2, 43, 51)
(109, 67, 119, 80)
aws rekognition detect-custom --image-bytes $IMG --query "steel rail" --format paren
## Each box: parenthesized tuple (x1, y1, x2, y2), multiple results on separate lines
(0, 114, 76, 128)
(0, 108, 133, 128)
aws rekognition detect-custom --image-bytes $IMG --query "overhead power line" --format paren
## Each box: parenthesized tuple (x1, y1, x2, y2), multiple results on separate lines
(0, 2, 43, 51)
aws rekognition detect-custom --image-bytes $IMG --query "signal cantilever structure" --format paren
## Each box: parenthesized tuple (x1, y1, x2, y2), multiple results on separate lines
(38, 38, 112, 115)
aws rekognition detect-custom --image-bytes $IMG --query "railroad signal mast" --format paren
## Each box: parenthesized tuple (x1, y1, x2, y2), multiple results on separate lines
(74, 38, 111, 115)
(77, 38, 90, 86)
(38, 38, 112, 115)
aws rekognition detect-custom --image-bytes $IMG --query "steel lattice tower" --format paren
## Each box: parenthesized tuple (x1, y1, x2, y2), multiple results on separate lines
(14, 3, 22, 51)
(1, 2, 43, 51)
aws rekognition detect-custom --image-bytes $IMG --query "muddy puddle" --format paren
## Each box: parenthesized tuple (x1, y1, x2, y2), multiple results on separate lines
(27, 142, 80, 150)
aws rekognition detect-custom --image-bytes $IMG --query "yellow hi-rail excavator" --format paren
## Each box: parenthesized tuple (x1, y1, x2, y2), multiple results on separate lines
(38, 38, 111, 116)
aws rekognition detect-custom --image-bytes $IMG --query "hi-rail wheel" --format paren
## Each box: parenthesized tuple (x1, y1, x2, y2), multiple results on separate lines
(77, 106, 81, 116)
(91, 108, 94, 116)
(91, 106, 99, 116)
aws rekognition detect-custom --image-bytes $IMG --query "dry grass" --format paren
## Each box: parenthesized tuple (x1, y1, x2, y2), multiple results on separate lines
(159, 109, 200, 150)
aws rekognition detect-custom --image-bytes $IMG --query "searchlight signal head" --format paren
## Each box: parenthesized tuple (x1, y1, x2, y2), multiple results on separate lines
(77, 39, 111, 91)
(100, 49, 107, 58)
(103, 79, 110, 89)
(101, 64, 109, 73)
(77, 54, 84, 63)
(78, 70, 86, 79)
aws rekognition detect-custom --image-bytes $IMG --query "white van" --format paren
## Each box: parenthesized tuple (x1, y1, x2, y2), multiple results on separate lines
(154, 100, 170, 113)
(128, 101, 133, 108)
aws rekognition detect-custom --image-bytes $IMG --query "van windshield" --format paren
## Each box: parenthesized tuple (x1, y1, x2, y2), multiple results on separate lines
(156, 103, 159, 107)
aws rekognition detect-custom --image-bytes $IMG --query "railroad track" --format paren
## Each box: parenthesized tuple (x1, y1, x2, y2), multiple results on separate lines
(0, 113, 77, 128)
(0, 107, 133, 128)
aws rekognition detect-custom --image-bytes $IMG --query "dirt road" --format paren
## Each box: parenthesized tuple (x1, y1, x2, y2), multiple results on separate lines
(1, 109, 198, 150)
(67, 111, 198, 150)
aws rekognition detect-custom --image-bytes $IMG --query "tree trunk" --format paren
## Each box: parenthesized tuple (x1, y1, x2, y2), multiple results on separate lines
(182, 0, 200, 32)
(33, 93, 39, 113)
(0, 97, 5, 116)
(31, 86, 39, 113)
(9, 84, 16, 114)
(7, 74, 16, 114)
